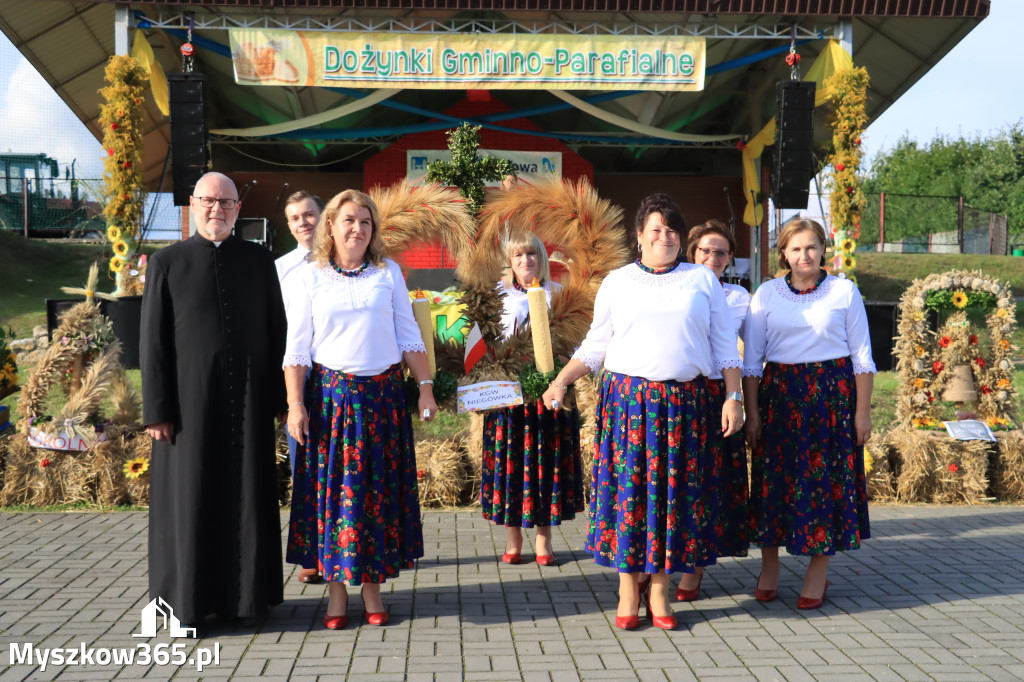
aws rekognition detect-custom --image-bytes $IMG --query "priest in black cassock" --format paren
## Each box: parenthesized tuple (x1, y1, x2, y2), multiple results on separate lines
(140, 172, 287, 626)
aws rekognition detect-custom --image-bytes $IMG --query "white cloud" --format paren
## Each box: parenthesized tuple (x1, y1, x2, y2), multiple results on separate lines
(0, 50, 104, 177)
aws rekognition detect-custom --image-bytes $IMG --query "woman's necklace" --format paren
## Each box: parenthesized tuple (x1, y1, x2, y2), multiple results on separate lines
(511, 277, 529, 293)
(635, 258, 678, 275)
(330, 258, 369, 277)
(785, 268, 827, 295)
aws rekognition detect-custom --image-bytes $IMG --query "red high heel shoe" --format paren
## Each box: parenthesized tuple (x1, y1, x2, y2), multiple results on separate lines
(535, 554, 557, 566)
(643, 580, 677, 630)
(615, 575, 647, 630)
(323, 614, 347, 630)
(754, 572, 777, 603)
(361, 586, 389, 626)
(675, 570, 703, 602)
(797, 581, 828, 610)
(501, 552, 522, 564)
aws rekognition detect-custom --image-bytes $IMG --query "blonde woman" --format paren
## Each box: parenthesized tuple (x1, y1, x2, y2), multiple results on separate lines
(282, 189, 435, 629)
(483, 232, 583, 566)
(743, 217, 874, 610)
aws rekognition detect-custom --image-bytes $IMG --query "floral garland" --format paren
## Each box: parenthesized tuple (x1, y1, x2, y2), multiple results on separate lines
(0, 327, 17, 398)
(824, 66, 869, 286)
(99, 56, 147, 276)
(894, 269, 1018, 428)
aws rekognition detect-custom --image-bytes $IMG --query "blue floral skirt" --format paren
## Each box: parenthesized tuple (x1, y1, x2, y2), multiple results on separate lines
(708, 378, 749, 557)
(586, 371, 718, 575)
(481, 400, 583, 528)
(750, 357, 870, 555)
(286, 363, 424, 585)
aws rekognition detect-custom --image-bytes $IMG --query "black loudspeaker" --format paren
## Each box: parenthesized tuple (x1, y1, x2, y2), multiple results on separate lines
(168, 73, 207, 206)
(234, 218, 271, 249)
(771, 80, 816, 209)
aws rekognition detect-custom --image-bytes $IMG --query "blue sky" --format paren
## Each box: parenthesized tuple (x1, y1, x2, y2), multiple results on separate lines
(0, 5, 1020, 202)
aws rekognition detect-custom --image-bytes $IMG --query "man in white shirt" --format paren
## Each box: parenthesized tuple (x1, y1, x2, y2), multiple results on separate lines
(276, 190, 324, 585)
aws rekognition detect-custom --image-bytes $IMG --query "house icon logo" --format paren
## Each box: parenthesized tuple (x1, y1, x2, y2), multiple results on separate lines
(133, 597, 197, 638)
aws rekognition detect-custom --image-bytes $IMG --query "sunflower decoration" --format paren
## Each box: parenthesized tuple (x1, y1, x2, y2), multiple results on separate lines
(112, 240, 130, 257)
(124, 456, 150, 479)
(110, 255, 126, 273)
(842, 255, 856, 270)
(839, 238, 856, 254)
(0, 331, 18, 393)
(952, 291, 969, 309)
(106, 226, 121, 241)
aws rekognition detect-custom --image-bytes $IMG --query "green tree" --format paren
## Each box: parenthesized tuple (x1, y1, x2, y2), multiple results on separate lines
(861, 123, 1024, 242)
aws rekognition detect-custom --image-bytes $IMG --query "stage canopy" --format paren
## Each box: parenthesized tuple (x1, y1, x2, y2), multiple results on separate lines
(0, 0, 990, 191)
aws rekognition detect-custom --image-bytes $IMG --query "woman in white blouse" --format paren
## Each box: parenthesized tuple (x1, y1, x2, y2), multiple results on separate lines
(482, 232, 582, 566)
(542, 194, 744, 631)
(743, 218, 874, 610)
(675, 219, 752, 602)
(283, 189, 437, 630)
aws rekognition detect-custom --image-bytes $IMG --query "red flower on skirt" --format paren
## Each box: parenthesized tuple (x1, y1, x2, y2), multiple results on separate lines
(814, 526, 827, 543)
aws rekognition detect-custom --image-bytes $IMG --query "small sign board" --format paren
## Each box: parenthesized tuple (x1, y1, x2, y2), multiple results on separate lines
(942, 420, 997, 442)
(27, 427, 108, 451)
(457, 381, 523, 413)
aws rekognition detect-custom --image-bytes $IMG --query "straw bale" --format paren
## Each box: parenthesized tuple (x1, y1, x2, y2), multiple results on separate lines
(864, 433, 897, 502)
(415, 437, 470, 508)
(465, 413, 484, 505)
(92, 427, 150, 506)
(0, 435, 95, 506)
(892, 428, 990, 503)
(990, 430, 1024, 500)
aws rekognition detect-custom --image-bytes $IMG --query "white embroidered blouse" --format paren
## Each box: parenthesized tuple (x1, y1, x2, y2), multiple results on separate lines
(274, 245, 310, 284)
(708, 282, 752, 381)
(496, 279, 563, 340)
(742, 274, 877, 377)
(572, 262, 743, 382)
(282, 257, 427, 376)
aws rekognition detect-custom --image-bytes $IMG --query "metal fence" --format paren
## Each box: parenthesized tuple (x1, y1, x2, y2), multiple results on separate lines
(858, 192, 1012, 255)
(0, 177, 181, 240)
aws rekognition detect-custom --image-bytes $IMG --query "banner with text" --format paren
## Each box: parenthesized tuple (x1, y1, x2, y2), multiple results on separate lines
(229, 29, 705, 91)
(407, 150, 561, 186)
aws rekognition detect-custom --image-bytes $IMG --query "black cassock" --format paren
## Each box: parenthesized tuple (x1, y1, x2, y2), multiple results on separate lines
(140, 233, 286, 624)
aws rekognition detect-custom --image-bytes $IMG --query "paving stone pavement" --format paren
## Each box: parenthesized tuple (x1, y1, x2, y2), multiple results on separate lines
(2, 505, 1024, 681)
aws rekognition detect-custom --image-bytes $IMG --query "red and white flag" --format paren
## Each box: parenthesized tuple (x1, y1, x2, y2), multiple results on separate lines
(464, 323, 487, 374)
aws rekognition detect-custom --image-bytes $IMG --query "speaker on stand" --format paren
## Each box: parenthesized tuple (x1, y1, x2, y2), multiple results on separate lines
(770, 80, 816, 209)
(167, 73, 207, 206)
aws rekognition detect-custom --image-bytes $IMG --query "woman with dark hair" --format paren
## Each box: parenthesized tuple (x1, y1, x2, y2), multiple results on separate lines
(282, 189, 435, 629)
(481, 231, 583, 565)
(675, 219, 752, 601)
(743, 217, 874, 609)
(542, 194, 743, 630)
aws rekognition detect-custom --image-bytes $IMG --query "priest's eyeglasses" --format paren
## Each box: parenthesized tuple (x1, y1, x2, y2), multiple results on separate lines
(696, 247, 731, 260)
(194, 196, 238, 209)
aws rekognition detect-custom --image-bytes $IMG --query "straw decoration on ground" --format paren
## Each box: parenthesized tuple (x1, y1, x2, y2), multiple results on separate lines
(989, 430, 1024, 500)
(370, 180, 477, 265)
(889, 428, 991, 503)
(415, 438, 471, 508)
(864, 432, 897, 502)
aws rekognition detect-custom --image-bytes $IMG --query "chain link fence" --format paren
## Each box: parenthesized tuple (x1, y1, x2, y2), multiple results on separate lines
(858, 193, 1013, 255)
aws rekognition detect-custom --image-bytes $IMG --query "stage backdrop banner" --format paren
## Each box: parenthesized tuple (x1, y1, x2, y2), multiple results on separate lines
(228, 29, 705, 91)
(408, 150, 561, 186)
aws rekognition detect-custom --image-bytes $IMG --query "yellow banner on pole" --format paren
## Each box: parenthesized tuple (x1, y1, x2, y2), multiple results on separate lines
(229, 29, 705, 92)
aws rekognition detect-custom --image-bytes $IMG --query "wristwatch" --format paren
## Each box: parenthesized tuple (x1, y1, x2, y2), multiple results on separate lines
(725, 391, 742, 402)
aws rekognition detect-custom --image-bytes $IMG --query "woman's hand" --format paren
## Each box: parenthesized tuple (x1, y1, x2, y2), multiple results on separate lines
(418, 386, 438, 422)
(744, 409, 761, 447)
(288, 404, 310, 445)
(855, 410, 872, 446)
(722, 399, 744, 437)
(542, 382, 567, 412)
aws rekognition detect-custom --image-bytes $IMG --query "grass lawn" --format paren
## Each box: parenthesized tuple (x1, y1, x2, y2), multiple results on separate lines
(851, 252, 1024, 301)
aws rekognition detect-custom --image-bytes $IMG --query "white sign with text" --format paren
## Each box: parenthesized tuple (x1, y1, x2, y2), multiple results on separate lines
(457, 381, 524, 413)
